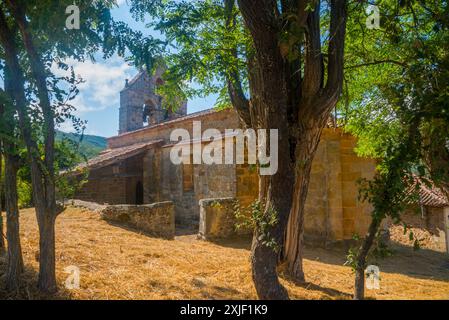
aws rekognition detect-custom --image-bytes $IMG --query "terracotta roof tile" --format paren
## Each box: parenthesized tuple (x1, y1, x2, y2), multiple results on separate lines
(417, 182, 449, 207)
(407, 177, 449, 208)
(77, 140, 162, 170)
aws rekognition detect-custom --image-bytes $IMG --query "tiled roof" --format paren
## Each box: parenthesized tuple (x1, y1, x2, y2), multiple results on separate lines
(407, 177, 449, 208)
(417, 182, 449, 207)
(77, 140, 162, 170)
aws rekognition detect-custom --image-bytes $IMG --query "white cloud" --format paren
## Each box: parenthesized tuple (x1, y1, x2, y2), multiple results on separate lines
(56, 118, 101, 136)
(53, 55, 135, 116)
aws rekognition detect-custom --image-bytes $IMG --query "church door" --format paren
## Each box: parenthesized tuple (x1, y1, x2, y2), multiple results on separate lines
(135, 181, 144, 205)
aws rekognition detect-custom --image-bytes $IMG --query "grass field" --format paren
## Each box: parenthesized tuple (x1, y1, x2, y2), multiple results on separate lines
(1, 207, 448, 300)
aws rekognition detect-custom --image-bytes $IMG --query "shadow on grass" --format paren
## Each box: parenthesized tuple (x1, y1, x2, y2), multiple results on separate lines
(0, 254, 72, 300)
(210, 236, 449, 285)
(204, 236, 252, 250)
(374, 242, 449, 281)
(302, 241, 449, 283)
(103, 220, 174, 240)
(290, 281, 352, 299)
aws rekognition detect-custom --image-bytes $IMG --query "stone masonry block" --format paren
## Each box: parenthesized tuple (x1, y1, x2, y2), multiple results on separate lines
(198, 197, 251, 240)
(101, 201, 175, 239)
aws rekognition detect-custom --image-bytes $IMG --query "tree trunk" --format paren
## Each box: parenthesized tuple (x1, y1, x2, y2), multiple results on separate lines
(251, 231, 289, 299)
(284, 124, 325, 281)
(251, 123, 295, 299)
(353, 217, 380, 300)
(0, 55, 24, 292)
(0, 212, 4, 256)
(4, 152, 24, 291)
(37, 214, 57, 292)
(354, 265, 365, 300)
(236, 0, 346, 289)
(233, 1, 296, 298)
(0, 150, 5, 255)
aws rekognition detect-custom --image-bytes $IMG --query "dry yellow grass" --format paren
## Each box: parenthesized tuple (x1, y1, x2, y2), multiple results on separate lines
(0, 207, 448, 300)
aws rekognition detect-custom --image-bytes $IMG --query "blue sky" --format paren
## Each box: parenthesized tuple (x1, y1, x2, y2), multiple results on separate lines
(57, 1, 217, 138)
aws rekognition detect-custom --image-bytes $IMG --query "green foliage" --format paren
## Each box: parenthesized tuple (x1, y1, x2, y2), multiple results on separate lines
(12, 0, 164, 71)
(344, 245, 359, 271)
(129, 0, 250, 108)
(345, 231, 394, 271)
(234, 200, 279, 252)
(210, 200, 223, 209)
(55, 168, 88, 206)
(342, 1, 449, 277)
(17, 177, 32, 208)
(344, 0, 449, 220)
(11, 137, 91, 208)
(54, 138, 90, 203)
(343, 0, 449, 163)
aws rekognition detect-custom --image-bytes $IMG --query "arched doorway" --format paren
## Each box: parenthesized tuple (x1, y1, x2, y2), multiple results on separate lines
(135, 181, 143, 205)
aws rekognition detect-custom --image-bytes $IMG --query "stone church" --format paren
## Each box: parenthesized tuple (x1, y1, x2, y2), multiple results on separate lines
(74, 70, 449, 249)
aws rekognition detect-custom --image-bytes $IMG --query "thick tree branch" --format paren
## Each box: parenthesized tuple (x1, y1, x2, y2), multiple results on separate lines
(302, 0, 323, 98)
(227, 79, 252, 127)
(224, 0, 251, 127)
(237, 0, 280, 51)
(320, 0, 347, 115)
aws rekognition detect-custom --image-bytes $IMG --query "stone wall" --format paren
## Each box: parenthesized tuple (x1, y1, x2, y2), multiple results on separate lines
(75, 165, 127, 205)
(143, 144, 239, 227)
(101, 201, 175, 239)
(76, 153, 144, 205)
(220, 128, 377, 244)
(236, 164, 259, 209)
(198, 198, 244, 240)
(160, 148, 194, 225)
(387, 206, 448, 252)
(119, 71, 155, 134)
(303, 129, 376, 244)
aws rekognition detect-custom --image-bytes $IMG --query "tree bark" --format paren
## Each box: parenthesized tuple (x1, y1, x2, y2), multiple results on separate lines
(0, 149, 5, 255)
(282, 0, 347, 281)
(237, 0, 302, 299)
(0, 213, 4, 256)
(251, 232, 289, 299)
(36, 214, 57, 292)
(284, 124, 324, 281)
(1, 59, 25, 292)
(251, 116, 295, 299)
(353, 217, 380, 300)
(4, 152, 24, 291)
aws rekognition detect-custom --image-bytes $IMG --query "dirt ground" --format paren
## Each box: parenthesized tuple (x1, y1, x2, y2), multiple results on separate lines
(0, 207, 448, 300)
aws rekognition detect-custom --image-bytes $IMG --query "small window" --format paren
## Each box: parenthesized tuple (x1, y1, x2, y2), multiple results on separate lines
(183, 155, 194, 192)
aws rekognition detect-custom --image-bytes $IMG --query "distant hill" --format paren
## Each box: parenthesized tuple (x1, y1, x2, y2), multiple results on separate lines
(56, 130, 107, 159)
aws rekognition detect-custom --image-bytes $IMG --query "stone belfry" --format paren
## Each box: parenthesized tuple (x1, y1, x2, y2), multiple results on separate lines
(118, 67, 187, 134)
